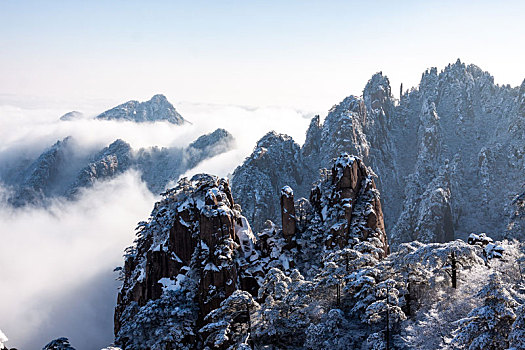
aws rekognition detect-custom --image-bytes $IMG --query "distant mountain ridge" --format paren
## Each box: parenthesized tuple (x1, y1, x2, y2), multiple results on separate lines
(2, 128, 235, 206)
(95, 94, 186, 124)
(231, 59, 525, 244)
(59, 111, 84, 121)
(1, 94, 236, 206)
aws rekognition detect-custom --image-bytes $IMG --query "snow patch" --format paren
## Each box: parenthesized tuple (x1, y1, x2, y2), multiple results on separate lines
(158, 274, 186, 292)
(281, 185, 293, 198)
(0, 329, 7, 348)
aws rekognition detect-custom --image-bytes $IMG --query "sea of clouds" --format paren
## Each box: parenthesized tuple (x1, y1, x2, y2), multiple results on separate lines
(0, 99, 313, 348)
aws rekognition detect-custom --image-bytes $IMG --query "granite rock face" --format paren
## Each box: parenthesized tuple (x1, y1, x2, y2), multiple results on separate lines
(307, 153, 389, 258)
(95, 94, 186, 124)
(68, 139, 133, 197)
(232, 60, 525, 245)
(6, 137, 79, 206)
(114, 174, 253, 349)
(507, 190, 525, 241)
(280, 186, 296, 245)
(230, 131, 305, 231)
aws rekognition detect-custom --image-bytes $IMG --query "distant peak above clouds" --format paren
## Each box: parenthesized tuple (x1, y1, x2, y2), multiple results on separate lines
(59, 111, 84, 121)
(95, 94, 187, 124)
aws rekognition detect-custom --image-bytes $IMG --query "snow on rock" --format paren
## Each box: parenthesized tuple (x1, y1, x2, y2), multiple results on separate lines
(281, 185, 293, 198)
(234, 215, 257, 258)
(231, 131, 303, 231)
(113, 153, 393, 349)
(114, 174, 256, 349)
(4, 128, 235, 205)
(95, 94, 186, 124)
(111, 146, 525, 349)
(468, 232, 494, 246)
(232, 60, 524, 245)
(484, 242, 505, 260)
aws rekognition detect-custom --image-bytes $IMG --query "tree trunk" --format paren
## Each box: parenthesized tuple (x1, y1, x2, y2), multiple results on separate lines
(451, 252, 457, 289)
(386, 282, 390, 350)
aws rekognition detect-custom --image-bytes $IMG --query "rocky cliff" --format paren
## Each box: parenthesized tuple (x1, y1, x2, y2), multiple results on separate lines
(6, 137, 80, 206)
(232, 60, 524, 245)
(507, 189, 525, 241)
(114, 153, 389, 349)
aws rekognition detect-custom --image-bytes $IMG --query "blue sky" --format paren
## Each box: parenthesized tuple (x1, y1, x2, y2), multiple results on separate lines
(1, 0, 524, 112)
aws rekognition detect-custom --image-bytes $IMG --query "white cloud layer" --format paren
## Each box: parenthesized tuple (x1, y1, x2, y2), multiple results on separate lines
(0, 171, 156, 349)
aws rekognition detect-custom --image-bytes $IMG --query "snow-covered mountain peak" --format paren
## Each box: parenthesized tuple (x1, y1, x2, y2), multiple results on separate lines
(59, 111, 84, 121)
(95, 94, 186, 124)
(114, 152, 390, 349)
(232, 60, 524, 246)
(188, 128, 233, 150)
(363, 72, 392, 111)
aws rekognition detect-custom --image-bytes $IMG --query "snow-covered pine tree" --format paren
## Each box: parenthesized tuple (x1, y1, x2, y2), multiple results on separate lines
(199, 290, 260, 350)
(42, 338, 76, 350)
(116, 291, 198, 350)
(304, 309, 353, 349)
(451, 273, 518, 349)
(253, 268, 316, 347)
(508, 305, 525, 350)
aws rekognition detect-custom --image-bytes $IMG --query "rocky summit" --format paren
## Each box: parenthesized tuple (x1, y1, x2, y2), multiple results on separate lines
(232, 60, 525, 245)
(114, 153, 389, 349)
(95, 94, 186, 124)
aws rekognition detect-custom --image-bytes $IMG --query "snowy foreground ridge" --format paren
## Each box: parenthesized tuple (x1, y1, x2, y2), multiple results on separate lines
(113, 153, 391, 349)
(8, 152, 521, 350)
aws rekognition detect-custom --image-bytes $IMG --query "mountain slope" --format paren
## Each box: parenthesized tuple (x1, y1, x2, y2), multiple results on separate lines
(95, 94, 186, 124)
(232, 60, 525, 245)
(3, 129, 235, 205)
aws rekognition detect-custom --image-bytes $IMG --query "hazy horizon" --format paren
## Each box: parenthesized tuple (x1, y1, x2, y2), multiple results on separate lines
(1, 1, 524, 113)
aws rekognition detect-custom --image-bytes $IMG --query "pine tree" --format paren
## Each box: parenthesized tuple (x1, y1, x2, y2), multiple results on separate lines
(199, 290, 260, 350)
(304, 309, 352, 349)
(42, 338, 76, 350)
(451, 273, 517, 349)
(508, 305, 525, 350)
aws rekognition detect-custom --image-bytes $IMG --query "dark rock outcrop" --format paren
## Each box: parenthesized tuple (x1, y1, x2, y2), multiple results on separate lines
(307, 153, 389, 258)
(114, 174, 255, 349)
(280, 186, 296, 245)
